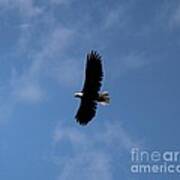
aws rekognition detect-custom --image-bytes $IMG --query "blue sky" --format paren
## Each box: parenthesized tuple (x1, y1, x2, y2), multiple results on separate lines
(0, 0, 180, 179)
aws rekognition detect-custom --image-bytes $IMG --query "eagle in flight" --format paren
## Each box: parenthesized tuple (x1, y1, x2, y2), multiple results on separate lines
(74, 50, 110, 125)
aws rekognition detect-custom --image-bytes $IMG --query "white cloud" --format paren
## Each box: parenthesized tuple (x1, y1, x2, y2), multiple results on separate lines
(0, 1, 79, 122)
(121, 53, 147, 70)
(104, 6, 126, 29)
(9, 58, 44, 103)
(101, 122, 137, 150)
(16, 0, 43, 17)
(18, 84, 43, 102)
(0, 23, 76, 123)
(51, 59, 82, 88)
(50, 0, 73, 5)
(52, 121, 140, 180)
(27, 25, 77, 87)
(155, 1, 180, 30)
(38, 25, 74, 58)
(12, 80, 44, 103)
(11, 24, 75, 103)
(57, 151, 112, 180)
(109, 52, 148, 80)
(0, 0, 43, 18)
(169, 4, 180, 29)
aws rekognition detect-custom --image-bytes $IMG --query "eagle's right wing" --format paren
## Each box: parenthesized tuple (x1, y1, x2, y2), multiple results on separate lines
(75, 97, 97, 125)
(82, 51, 103, 96)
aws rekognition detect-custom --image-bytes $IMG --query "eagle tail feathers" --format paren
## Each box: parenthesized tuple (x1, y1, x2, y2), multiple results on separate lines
(98, 91, 110, 105)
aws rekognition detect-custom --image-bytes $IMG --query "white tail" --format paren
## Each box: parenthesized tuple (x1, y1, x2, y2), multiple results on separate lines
(98, 91, 110, 105)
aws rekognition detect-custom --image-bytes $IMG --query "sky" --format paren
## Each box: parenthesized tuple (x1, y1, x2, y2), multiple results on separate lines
(0, 0, 180, 179)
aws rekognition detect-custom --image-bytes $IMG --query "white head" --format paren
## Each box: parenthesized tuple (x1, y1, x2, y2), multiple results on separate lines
(74, 92, 83, 98)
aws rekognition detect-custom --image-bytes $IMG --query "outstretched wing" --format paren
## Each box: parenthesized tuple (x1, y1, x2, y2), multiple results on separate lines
(75, 98, 97, 125)
(82, 51, 103, 96)
(75, 51, 103, 125)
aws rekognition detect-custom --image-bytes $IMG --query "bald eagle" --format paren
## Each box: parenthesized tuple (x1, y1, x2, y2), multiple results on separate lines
(74, 51, 110, 125)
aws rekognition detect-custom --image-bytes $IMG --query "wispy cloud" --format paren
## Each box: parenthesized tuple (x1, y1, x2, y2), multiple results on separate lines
(0, 0, 43, 18)
(51, 58, 82, 88)
(50, 0, 74, 5)
(109, 52, 149, 80)
(121, 53, 147, 69)
(0, 12, 77, 122)
(168, 3, 180, 29)
(57, 151, 112, 180)
(10, 24, 75, 101)
(104, 5, 127, 29)
(51, 121, 140, 179)
(153, 1, 180, 30)
(10, 72, 45, 104)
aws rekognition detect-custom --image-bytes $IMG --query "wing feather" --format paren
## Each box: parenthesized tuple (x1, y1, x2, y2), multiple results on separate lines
(82, 51, 103, 96)
(75, 98, 97, 125)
